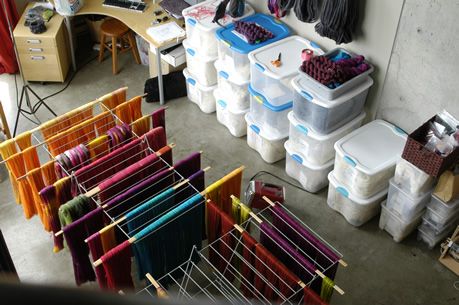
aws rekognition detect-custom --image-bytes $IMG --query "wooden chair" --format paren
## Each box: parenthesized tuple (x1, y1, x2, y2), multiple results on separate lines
(98, 19, 141, 74)
(0, 101, 11, 139)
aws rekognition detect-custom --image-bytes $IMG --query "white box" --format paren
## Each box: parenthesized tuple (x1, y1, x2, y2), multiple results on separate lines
(284, 141, 334, 193)
(327, 171, 388, 227)
(183, 68, 217, 113)
(288, 111, 365, 166)
(214, 89, 249, 137)
(418, 218, 457, 249)
(215, 60, 250, 111)
(393, 158, 435, 197)
(183, 39, 217, 86)
(379, 200, 424, 242)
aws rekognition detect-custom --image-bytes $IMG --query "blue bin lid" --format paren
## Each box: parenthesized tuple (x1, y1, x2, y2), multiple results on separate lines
(248, 84, 292, 112)
(215, 13, 290, 55)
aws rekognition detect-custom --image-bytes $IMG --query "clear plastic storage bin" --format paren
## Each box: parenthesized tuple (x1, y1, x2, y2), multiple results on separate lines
(215, 13, 290, 82)
(291, 75, 373, 134)
(183, 68, 217, 113)
(379, 200, 424, 242)
(284, 141, 333, 193)
(393, 158, 435, 197)
(418, 218, 456, 249)
(298, 48, 374, 100)
(427, 194, 459, 221)
(423, 206, 459, 234)
(183, 0, 254, 57)
(249, 84, 291, 139)
(248, 36, 323, 106)
(386, 178, 431, 222)
(245, 113, 287, 164)
(215, 60, 250, 111)
(183, 39, 218, 86)
(327, 171, 388, 227)
(334, 120, 407, 199)
(214, 89, 249, 137)
(288, 111, 365, 166)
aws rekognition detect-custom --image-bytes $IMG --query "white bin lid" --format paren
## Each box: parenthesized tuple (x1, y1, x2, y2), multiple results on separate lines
(245, 113, 288, 141)
(183, 0, 254, 32)
(334, 120, 407, 176)
(328, 171, 388, 204)
(183, 68, 217, 91)
(284, 140, 334, 170)
(291, 75, 374, 107)
(248, 36, 324, 80)
(288, 111, 366, 141)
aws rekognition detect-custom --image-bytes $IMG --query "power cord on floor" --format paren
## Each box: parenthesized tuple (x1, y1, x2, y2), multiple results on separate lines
(245, 170, 312, 198)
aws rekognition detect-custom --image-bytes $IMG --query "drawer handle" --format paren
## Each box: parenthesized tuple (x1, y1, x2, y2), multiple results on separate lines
(222, 39, 231, 47)
(186, 48, 195, 56)
(31, 56, 45, 60)
(27, 39, 41, 44)
(292, 154, 303, 164)
(296, 124, 308, 136)
(186, 78, 196, 86)
(29, 48, 43, 52)
(219, 71, 229, 79)
(254, 63, 265, 72)
(254, 95, 263, 104)
(394, 126, 407, 135)
(217, 100, 226, 108)
(310, 41, 321, 49)
(343, 156, 357, 167)
(186, 18, 196, 26)
(250, 124, 260, 134)
(336, 186, 349, 198)
(300, 90, 313, 101)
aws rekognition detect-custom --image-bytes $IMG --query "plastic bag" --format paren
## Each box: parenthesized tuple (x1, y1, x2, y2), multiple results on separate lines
(54, 0, 84, 16)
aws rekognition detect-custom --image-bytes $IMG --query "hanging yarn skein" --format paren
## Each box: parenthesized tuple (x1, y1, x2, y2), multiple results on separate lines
(228, 0, 245, 17)
(268, 0, 287, 18)
(315, 0, 359, 44)
(294, 0, 322, 23)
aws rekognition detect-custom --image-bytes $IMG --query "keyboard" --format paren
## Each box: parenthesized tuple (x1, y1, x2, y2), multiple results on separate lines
(102, 0, 147, 12)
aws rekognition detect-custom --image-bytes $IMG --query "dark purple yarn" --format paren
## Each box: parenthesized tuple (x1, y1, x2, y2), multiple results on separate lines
(234, 21, 274, 44)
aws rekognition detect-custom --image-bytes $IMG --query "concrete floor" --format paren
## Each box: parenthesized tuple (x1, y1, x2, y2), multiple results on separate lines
(0, 54, 457, 305)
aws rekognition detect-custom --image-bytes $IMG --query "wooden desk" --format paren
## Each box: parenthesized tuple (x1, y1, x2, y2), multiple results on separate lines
(53, 0, 185, 105)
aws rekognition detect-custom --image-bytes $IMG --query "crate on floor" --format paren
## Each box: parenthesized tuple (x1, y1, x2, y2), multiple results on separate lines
(284, 141, 333, 193)
(393, 158, 435, 198)
(215, 13, 291, 82)
(386, 178, 432, 223)
(215, 60, 250, 111)
(288, 111, 365, 166)
(418, 217, 458, 249)
(248, 35, 323, 107)
(379, 200, 424, 242)
(183, 39, 218, 86)
(245, 113, 287, 164)
(333, 120, 407, 199)
(291, 75, 373, 134)
(248, 84, 292, 139)
(214, 89, 249, 137)
(426, 194, 459, 224)
(183, 0, 255, 58)
(183, 68, 217, 113)
(327, 171, 388, 227)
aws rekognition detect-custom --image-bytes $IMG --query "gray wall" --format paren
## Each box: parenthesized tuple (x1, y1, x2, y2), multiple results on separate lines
(245, 0, 405, 119)
(376, 0, 459, 132)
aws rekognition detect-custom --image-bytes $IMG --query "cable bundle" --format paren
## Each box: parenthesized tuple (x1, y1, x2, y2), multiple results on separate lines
(300, 54, 370, 88)
(55, 144, 90, 178)
(294, 0, 322, 23)
(315, 0, 359, 44)
(234, 21, 274, 44)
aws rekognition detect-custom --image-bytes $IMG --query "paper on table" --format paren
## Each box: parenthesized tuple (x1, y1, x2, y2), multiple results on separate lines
(147, 22, 186, 44)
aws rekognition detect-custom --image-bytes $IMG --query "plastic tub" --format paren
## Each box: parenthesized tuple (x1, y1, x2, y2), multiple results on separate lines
(183, 39, 218, 86)
(183, 68, 217, 113)
(327, 171, 387, 227)
(245, 113, 287, 163)
(418, 218, 457, 249)
(248, 36, 323, 106)
(288, 111, 365, 166)
(393, 158, 435, 197)
(298, 48, 374, 100)
(423, 206, 459, 233)
(334, 120, 407, 199)
(183, 0, 254, 57)
(427, 194, 459, 220)
(249, 84, 292, 139)
(379, 200, 424, 242)
(291, 75, 373, 134)
(327, 171, 388, 227)
(215, 60, 250, 111)
(215, 13, 290, 82)
(386, 178, 432, 222)
(214, 89, 249, 137)
(284, 141, 333, 193)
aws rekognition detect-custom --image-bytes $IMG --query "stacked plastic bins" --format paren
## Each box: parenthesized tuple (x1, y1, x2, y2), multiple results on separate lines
(285, 71, 374, 192)
(418, 195, 459, 248)
(379, 159, 435, 242)
(245, 36, 323, 163)
(327, 120, 407, 226)
(213, 14, 290, 137)
(182, 0, 254, 113)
